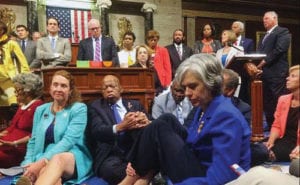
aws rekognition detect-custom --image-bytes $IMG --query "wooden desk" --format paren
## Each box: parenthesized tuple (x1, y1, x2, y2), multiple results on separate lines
(70, 43, 79, 66)
(228, 54, 266, 141)
(41, 67, 155, 113)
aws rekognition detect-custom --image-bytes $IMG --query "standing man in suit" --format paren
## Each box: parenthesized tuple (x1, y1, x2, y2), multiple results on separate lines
(257, 11, 291, 129)
(16, 25, 41, 69)
(87, 75, 151, 184)
(231, 21, 254, 54)
(165, 29, 193, 79)
(152, 80, 193, 125)
(77, 19, 119, 67)
(231, 21, 255, 104)
(36, 17, 71, 68)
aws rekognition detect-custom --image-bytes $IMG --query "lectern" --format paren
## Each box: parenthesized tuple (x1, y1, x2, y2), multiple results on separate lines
(227, 54, 266, 141)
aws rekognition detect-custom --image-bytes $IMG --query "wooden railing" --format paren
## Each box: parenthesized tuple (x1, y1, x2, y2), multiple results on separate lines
(41, 67, 156, 113)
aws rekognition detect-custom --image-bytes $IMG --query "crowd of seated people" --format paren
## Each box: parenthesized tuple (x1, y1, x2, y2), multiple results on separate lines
(0, 10, 297, 185)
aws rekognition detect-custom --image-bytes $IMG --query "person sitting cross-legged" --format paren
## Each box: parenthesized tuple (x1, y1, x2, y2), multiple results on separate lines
(86, 74, 151, 185)
(14, 70, 92, 185)
(119, 54, 251, 185)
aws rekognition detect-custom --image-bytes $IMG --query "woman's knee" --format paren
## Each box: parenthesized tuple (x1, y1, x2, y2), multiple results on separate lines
(50, 152, 75, 168)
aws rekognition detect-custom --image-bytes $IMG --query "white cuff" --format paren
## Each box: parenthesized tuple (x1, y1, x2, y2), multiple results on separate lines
(112, 125, 117, 134)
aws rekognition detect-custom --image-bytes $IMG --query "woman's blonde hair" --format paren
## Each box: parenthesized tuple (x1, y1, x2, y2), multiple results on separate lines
(289, 64, 300, 73)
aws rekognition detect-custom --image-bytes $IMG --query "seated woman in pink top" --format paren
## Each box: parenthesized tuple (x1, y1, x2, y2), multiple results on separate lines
(264, 65, 300, 162)
(0, 73, 43, 168)
(146, 30, 171, 91)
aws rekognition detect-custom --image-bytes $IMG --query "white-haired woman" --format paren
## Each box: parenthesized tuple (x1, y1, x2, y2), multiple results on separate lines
(119, 54, 251, 185)
(0, 73, 43, 168)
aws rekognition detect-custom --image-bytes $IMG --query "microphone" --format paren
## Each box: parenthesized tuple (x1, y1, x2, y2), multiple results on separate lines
(228, 42, 244, 52)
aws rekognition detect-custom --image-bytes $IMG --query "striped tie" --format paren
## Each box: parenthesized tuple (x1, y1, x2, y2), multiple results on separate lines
(94, 38, 101, 61)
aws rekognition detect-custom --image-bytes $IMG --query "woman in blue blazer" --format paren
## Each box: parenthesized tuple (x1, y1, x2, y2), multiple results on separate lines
(16, 70, 92, 185)
(119, 54, 251, 185)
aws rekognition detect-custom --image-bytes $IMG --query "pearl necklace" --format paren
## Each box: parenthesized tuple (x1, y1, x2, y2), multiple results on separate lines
(197, 111, 205, 133)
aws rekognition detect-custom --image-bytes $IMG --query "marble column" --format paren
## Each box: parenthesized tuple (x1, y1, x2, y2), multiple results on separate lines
(25, 0, 39, 34)
(141, 3, 157, 35)
(96, 0, 112, 36)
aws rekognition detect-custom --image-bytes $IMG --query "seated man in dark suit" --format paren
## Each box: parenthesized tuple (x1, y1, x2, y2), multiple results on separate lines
(77, 19, 119, 67)
(222, 68, 251, 124)
(222, 69, 269, 166)
(86, 75, 151, 184)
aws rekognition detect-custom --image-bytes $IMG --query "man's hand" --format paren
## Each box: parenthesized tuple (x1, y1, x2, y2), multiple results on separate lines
(257, 59, 266, 69)
(116, 112, 138, 132)
(125, 111, 151, 130)
(116, 112, 151, 132)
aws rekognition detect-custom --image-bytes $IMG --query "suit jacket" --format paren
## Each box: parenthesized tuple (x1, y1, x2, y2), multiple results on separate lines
(216, 46, 244, 67)
(239, 36, 254, 54)
(18, 39, 41, 68)
(231, 96, 251, 125)
(257, 26, 291, 78)
(271, 94, 300, 144)
(21, 102, 93, 184)
(36, 36, 71, 68)
(181, 95, 251, 185)
(77, 36, 119, 67)
(152, 91, 193, 124)
(165, 44, 193, 78)
(87, 98, 147, 173)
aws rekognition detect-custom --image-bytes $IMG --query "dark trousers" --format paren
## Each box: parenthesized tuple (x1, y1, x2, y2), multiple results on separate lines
(97, 155, 127, 185)
(129, 113, 206, 183)
(262, 77, 287, 129)
(239, 75, 250, 104)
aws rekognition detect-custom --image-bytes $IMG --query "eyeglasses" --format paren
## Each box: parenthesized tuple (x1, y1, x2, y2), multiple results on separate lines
(89, 27, 100, 31)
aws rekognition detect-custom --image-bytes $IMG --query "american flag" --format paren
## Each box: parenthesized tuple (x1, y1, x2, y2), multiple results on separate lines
(46, 6, 92, 43)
